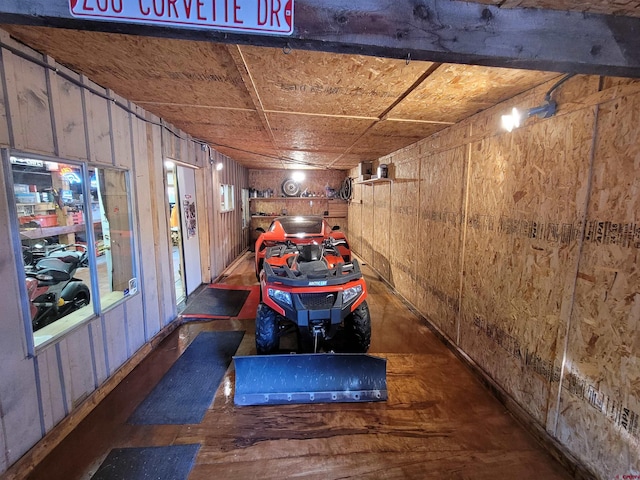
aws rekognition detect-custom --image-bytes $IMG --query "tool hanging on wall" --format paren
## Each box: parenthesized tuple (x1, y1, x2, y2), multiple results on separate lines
(338, 177, 352, 201)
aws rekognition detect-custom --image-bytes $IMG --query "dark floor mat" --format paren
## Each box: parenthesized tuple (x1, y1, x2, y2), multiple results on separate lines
(91, 444, 200, 480)
(181, 287, 250, 317)
(128, 331, 244, 425)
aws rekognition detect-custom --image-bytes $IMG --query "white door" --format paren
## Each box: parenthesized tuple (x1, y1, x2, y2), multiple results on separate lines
(177, 166, 202, 296)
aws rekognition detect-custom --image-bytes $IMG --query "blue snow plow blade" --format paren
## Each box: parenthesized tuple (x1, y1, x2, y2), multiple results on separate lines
(233, 353, 387, 406)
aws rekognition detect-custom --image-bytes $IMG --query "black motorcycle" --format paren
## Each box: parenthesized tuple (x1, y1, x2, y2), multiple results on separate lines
(24, 244, 91, 331)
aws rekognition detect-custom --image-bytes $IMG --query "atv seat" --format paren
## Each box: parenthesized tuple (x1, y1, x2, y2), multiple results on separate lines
(299, 244, 322, 262)
(297, 260, 329, 277)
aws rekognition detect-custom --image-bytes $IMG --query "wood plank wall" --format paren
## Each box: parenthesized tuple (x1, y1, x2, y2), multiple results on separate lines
(0, 30, 248, 475)
(247, 169, 348, 245)
(210, 151, 250, 279)
(348, 75, 640, 479)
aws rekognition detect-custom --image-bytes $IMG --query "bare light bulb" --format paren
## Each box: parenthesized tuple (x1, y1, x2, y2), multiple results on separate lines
(501, 107, 522, 132)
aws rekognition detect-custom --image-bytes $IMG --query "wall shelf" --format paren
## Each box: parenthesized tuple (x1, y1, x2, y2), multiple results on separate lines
(251, 215, 346, 219)
(357, 178, 393, 186)
(249, 197, 345, 201)
(19, 221, 101, 240)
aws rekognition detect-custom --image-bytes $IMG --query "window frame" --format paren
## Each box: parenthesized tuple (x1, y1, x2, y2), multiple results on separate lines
(220, 183, 235, 213)
(3, 149, 139, 354)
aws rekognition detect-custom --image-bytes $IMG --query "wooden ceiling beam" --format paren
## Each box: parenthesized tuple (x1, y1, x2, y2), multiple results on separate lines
(225, 45, 286, 168)
(378, 63, 442, 121)
(1, 0, 640, 77)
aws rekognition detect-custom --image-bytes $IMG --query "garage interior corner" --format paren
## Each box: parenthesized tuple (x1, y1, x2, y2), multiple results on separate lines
(23, 251, 573, 480)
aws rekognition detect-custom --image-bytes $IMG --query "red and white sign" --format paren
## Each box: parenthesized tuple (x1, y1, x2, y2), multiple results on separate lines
(69, 0, 293, 35)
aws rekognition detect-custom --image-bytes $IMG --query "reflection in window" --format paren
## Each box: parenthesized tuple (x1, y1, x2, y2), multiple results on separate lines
(13, 158, 93, 340)
(220, 184, 234, 212)
(10, 155, 136, 347)
(90, 167, 135, 308)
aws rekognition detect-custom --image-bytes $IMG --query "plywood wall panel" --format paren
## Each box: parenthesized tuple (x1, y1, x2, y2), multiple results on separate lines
(103, 304, 127, 375)
(60, 327, 95, 409)
(372, 183, 391, 279)
(0, 154, 42, 464)
(416, 145, 466, 340)
(360, 183, 374, 264)
(37, 346, 66, 433)
(0, 417, 6, 474)
(125, 294, 146, 355)
(420, 121, 471, 156)
(2, 47, 54, 154)
(48, 62, 86, 160)
(459, 109, 593, 426)
(602, 77, 640, 90)
(555, 92, 640, 478)
(0, 49, 9, 147)
(389, 159, 420, 304)
(110, 94, 133, 169)
(348, 180, 363, 255)
(195, 158, 211, 283)
(83, 77, 112, 165)
(130, 110, 161, 338)
(88, 319, 107, 387)
(149, 120, 176, 326)
(470, 75, 599, 144)
(493, 0, 640, 19)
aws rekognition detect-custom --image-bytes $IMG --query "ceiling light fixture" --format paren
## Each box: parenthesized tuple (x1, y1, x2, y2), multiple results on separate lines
(216, 162, 224, 171)
(501, 73, 575, 132)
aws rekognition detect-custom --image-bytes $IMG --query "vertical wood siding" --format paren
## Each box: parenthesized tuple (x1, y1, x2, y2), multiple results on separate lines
(0, 30, 249, 473)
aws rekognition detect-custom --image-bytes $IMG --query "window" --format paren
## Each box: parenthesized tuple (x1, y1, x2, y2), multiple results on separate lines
(89, 167, 136, 308)
(241, 188, 250, 228)
(220, 184, 234, 212)
(8, 152, 137, 348)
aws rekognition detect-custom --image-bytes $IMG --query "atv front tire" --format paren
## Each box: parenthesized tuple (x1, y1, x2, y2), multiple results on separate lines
(255, 303, 279, 354)
(344, 301, 371, 353)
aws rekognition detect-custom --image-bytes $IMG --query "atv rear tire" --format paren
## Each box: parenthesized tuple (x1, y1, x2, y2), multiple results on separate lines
(344, 301, 371, 353)
(256, 303, 279, 354)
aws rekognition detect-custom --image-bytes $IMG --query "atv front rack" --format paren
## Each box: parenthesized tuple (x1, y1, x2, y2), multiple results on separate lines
(263, 259, 364, 287)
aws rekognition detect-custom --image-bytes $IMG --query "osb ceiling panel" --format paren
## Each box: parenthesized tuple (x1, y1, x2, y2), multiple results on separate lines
(240, 46, 434, 118)
(3, 27, 255, 110)
(278, 150, 347, 167)
(148, 105, 273, 148)
(347, 121, 448, 158)
(390, 64, 559, 124)
(474, 0, 640, 18)
(2, 25, 566, 170)
(267, 113, 375, 151)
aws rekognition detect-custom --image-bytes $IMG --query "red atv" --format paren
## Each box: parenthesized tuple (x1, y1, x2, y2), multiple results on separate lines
(255, 217, 370, 354)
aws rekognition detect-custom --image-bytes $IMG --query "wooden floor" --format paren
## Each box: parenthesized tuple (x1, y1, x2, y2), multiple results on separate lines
(26, 252, 572, 480)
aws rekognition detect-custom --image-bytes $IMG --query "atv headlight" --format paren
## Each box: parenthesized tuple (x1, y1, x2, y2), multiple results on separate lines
(343, 285, 362, 304)
(268, 288, 292, 307)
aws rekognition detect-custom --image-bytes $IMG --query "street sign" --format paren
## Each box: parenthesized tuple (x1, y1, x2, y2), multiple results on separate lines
(69, 0, 293, 35)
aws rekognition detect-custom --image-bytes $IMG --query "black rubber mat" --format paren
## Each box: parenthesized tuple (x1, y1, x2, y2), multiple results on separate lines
(128, 331, 244, 424)
(181, 287, 250, 317)
(91, 444, 199, 480)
